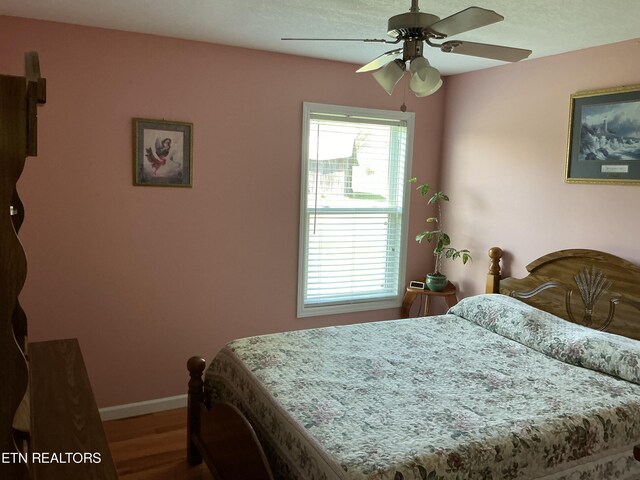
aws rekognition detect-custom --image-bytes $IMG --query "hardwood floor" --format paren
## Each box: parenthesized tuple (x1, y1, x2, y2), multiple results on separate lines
(103, 408, 214, 480)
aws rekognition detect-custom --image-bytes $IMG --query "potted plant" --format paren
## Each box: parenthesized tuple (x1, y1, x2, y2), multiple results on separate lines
(411, 178, 471, 291)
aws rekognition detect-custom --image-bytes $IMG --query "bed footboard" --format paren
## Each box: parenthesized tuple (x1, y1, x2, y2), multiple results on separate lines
(187, 356, 274, 480)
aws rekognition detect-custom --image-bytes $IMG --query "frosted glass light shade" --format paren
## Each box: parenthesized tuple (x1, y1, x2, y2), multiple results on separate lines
(409, 56, 442, 97)
(414, 78, 443, 97)
(372, 60, 405, 95)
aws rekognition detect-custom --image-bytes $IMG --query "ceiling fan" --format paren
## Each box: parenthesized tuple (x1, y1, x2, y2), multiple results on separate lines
(282, 0, 531, 97)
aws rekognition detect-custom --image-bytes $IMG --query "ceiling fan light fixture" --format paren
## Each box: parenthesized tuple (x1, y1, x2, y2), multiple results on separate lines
(372, 59, 405, 95)
(283, 1, 531, 99)
(409, 56, 441, 96)
(413, 78, 443, 97)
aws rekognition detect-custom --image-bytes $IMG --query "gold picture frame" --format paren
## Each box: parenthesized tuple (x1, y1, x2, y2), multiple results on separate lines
(565, 84, 640, 185)
(133, 118, 193, 187)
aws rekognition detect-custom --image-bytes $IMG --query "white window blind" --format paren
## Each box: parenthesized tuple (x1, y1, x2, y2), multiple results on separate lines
(298, 103, 415, 317)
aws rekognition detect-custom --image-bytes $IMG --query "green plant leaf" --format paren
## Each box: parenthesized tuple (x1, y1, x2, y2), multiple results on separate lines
(415, 232, 427, 243)
(442, 233, 451, 245)
(462, 253, 471, 264)
(418, 184, 430, 196)
(409, 177, 417, 183)
(426, 217, 438, 223)
(429, 192, 449, 204)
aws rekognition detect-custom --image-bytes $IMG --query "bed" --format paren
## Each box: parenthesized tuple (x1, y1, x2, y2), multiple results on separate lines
(187, 247, 640, 479)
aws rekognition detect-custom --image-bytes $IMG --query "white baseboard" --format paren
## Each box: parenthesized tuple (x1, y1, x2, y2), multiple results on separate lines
(99, 394, 188, 421)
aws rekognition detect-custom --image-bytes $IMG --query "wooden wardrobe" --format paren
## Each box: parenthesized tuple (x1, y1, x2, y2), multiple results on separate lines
(1, 53, 117, 480)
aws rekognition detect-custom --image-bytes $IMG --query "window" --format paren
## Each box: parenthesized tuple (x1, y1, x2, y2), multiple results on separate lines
(297, 103, 415, 317)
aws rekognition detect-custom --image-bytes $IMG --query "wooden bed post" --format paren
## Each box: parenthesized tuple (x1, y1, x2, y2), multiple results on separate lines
(486, 247, 503, 294)
(187, 356, 206, 465)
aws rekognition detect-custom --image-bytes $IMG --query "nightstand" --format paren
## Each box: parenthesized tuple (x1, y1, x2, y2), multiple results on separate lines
(401, 281, 458, 318)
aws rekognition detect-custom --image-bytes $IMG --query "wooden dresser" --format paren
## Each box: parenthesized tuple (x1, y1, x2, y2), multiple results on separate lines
(0, 53, 117, 479)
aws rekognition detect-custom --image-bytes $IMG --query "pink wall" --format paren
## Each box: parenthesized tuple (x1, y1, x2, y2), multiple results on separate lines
(0, 17, 443, 407)
(440, 39, 640, 298)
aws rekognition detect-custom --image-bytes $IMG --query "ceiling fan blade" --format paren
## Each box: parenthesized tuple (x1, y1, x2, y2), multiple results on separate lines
(429, 7, 503, 37)
(356, 48, 403, 73)
(281, 37, 389, 43)
(441, 40, 532, 62)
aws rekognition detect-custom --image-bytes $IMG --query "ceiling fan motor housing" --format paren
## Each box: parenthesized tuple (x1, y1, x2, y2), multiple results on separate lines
(387, 12, 440, 39)
(402, 38, 423, 62)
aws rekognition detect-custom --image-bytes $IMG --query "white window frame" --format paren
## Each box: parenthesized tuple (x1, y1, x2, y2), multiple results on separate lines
(297, 102, 415, 317)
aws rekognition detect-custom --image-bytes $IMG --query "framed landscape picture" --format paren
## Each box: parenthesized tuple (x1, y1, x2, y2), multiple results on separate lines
(565, 84, 640, 185)
(133, 118, 193, 187)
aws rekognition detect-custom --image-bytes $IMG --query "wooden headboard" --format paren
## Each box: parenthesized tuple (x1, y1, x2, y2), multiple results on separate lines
(486, 247, 640, 341)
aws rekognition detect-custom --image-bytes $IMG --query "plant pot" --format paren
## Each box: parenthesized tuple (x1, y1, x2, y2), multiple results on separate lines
(426, 274, 447, 292)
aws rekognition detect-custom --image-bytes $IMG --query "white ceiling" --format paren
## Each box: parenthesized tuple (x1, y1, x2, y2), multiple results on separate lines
(2, 0, 640, 75)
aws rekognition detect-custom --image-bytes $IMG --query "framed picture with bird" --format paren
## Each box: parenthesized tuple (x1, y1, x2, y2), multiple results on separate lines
(133, 118, 193, 187)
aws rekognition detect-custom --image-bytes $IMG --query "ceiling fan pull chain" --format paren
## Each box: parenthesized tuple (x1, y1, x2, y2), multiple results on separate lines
(400, 77, 408, 112)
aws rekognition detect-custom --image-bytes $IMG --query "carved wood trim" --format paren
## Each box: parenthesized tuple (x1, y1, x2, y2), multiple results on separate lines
(1, 52, 46, 480)
(507, 280, 570, 299)
(1, 67, 29, 480)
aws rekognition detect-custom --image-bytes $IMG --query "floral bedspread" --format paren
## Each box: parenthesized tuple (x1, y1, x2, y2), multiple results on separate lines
(205, 295, 640, 480)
